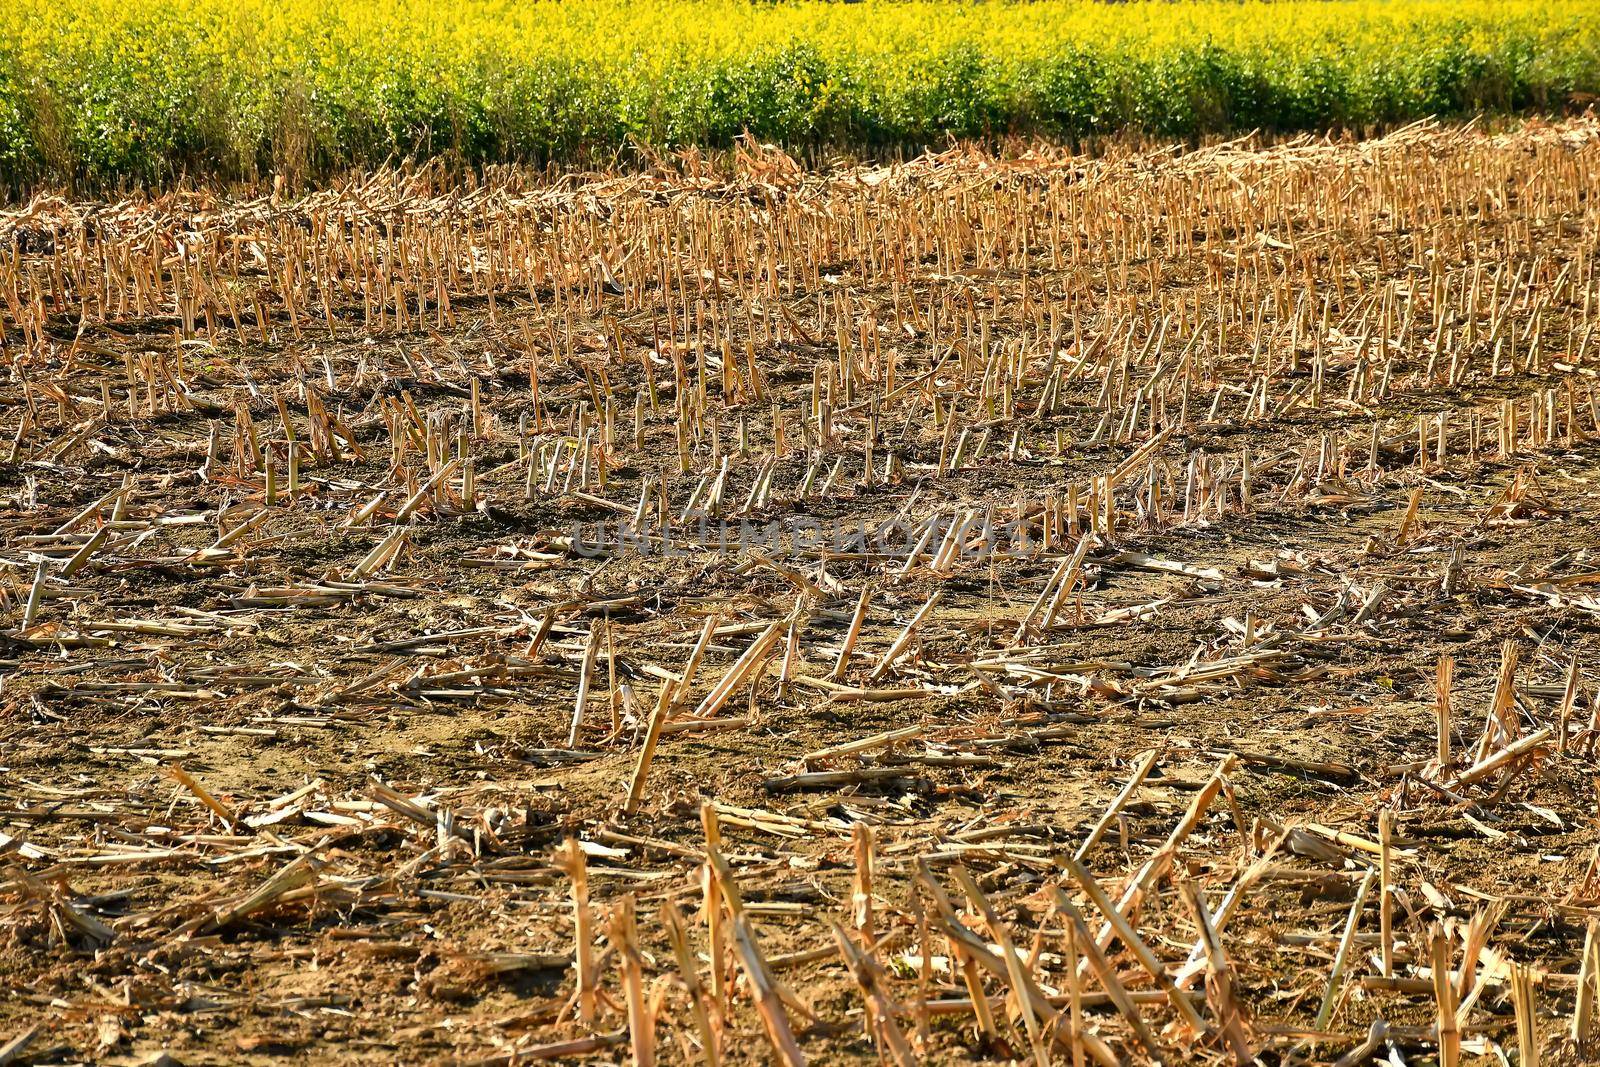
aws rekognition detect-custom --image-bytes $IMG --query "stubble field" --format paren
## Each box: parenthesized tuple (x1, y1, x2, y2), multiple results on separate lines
(3, 119, 1600, 1065)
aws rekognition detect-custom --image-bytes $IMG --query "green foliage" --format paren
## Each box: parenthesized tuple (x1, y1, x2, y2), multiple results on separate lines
(0, 0, 1596, 189)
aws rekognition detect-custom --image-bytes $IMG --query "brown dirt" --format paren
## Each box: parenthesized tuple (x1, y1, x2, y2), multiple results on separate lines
(3, 120, 1600, 1065)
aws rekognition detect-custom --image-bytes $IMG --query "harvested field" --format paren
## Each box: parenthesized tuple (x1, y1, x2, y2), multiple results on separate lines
(4, 118, 1600, 1065)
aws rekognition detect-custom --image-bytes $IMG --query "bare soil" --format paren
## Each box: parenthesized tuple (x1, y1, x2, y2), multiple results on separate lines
(3, 120, 1600, 1065)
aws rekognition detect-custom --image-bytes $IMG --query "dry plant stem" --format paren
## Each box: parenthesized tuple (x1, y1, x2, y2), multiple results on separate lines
(932, 868, 1004, 1046)
(950, 866, 1049, 1067)
(1075, 749, 1158, 861)
(1559, 654, 1581, 755)
(1172, 847, 1283, 990)
(1378, 809, 1394, 979)
(828, 919, 916, 1067)
(569, 620, 602, 747)
(1177, 878, 1252, 1066)
(1314, 868, 1376, 1029)
(852, 822, 875, 942)
(1054, 893, 1166, 1064)
(1093, 762, 1228, 953)
(913, 893, 933, 1052)
(166, 763, 239, 828)
(831, 585, 872, 679)
(803, 725, 924, 768)
(205, 851, 321, 933)
(732, 914, 807, 1067)
(674, 615, 721, 708)
(0, 1026, 39, 1067)
(918, 864, 1113, 1063)
(700, 817, 812, 1023)
(1436, 655, 1455, 771)
(1041, 535, 1095, 630)
(1056, 854, 1207, 1034)
(558, 837, 600, 1025)
(608, 895, 656, 1067)
(692, 620, 784, 718)
(1064, 920, 1086, 1067)
(661, 899, 721, 1067)
(1449, 727, 1553, 788)
(868, 591, 942, 681)
(1432, 925, 1461, 1067)
(1395, 486, 1423, 543)
(624, 681, 675, 815)
(1575, 920, 1599, 1048)
(700, 805, 728, 1007)
(1511, 961, 1538, 1067)
(19, 561, 47, 630)
(481, 1032, 626, 1061)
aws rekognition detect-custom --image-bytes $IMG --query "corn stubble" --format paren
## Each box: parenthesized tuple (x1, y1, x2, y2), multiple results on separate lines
(4, 119, 1600, 1063)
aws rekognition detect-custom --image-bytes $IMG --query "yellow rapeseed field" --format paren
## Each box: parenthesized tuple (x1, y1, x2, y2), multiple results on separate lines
(0, 0, 1596, 186)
